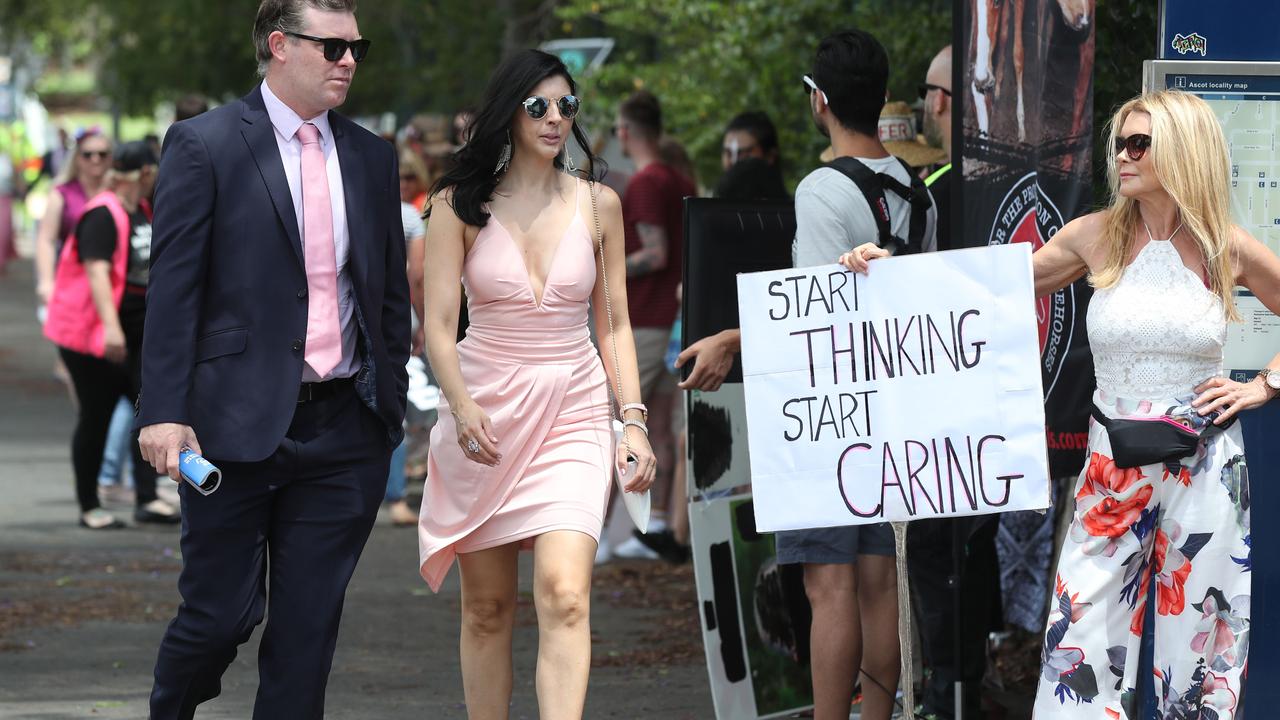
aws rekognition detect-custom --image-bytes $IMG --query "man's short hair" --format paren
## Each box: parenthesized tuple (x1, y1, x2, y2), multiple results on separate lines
(618, 90, 662, 141)
(253, 0, 358, 77)
(175, 94, 209, 122)
(812, 29, 889, 136)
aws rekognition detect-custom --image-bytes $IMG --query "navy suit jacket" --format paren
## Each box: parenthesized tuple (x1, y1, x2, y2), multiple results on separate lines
(136, 86, 410, 462)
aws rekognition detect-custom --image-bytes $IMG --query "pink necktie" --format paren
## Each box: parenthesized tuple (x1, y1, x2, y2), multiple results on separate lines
(296, 122, 342, 378)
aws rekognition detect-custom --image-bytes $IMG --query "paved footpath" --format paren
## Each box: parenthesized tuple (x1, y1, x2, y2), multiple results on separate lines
(0, 259, 714, 719)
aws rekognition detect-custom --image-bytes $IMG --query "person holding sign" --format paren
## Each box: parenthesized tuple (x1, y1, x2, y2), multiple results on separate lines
(782, 29, 937, 720)
(418, 50, 656, 718)
(846, 90, 1278, 719)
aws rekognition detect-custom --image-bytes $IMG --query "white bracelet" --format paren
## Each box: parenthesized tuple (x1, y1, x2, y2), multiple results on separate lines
(620, 403, 649, 420)
(621, 419, 649, 436)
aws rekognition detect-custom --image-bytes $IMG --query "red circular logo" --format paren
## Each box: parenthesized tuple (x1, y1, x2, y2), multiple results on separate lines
(987, 173, 1073, 397)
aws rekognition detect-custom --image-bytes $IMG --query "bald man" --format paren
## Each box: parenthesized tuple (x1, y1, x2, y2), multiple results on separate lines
(920, 45, 955, 251)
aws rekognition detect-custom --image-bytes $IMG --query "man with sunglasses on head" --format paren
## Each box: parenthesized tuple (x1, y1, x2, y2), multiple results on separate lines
(137, 1, 409, 717)
(786, 28, 937, 720)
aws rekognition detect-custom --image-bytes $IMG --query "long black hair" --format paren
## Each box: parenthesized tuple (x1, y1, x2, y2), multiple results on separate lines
(432, 49, 603, 228)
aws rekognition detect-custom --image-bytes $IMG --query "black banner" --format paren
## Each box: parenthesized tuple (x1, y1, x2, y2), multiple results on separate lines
(680, 199, 796, 386)
(960, 0, 1096, 479)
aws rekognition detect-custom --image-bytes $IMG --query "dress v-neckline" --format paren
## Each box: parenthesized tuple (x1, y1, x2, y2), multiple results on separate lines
(488, 204, 582, 310)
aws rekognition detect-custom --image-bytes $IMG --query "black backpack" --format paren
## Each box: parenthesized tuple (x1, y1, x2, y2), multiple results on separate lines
(823, 156, 932, 255)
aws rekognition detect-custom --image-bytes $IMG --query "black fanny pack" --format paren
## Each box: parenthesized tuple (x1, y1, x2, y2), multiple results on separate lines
(1091, 405, 1234, 469)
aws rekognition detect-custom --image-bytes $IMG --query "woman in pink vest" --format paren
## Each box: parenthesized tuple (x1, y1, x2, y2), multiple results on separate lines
(43, 141, 179, 529)
(34, 128, 112, 306)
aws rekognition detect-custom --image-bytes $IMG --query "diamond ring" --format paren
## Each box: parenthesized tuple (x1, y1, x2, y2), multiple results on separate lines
(465, 438, 481, 454)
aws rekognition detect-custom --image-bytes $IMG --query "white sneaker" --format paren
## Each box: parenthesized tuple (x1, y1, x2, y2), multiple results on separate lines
(612, 534, 660, 560)
(98, 484, 136, 506)
(594, 536, 614, 565)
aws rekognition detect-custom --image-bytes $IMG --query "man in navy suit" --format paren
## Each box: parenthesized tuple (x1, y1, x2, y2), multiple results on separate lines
(136, 1, 409, 717)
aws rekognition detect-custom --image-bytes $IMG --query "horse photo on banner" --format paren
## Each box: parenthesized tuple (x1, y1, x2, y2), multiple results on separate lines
(737, 244, 1050, 532)
(962, 0, 1096, 634)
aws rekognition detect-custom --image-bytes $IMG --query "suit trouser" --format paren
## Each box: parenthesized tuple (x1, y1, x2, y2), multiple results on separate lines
(149, 384, 391, 720)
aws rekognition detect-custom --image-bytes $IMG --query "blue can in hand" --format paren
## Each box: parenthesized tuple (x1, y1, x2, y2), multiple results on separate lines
(179, 449, 222, 496)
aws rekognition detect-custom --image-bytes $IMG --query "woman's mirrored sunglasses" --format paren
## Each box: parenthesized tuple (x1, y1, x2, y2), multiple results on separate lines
(285, 32, 371, 63)
(1115, 133, 1152, 161)
(522, 95, 580, 120)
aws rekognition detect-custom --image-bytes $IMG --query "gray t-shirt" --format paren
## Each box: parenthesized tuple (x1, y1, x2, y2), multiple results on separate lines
(400, 202, 426, 248)
(792, 155, 937, 268)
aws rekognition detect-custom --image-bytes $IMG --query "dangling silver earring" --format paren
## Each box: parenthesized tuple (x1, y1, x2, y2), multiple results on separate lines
(562, 145, 577, 174)
(494, 130, 512, 175)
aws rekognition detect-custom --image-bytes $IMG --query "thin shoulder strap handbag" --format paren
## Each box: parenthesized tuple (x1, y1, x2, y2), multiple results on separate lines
(588, 179, 651, 533)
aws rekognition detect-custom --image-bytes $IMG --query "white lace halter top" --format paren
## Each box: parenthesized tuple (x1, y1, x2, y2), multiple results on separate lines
(1087, 237, 1226, 399)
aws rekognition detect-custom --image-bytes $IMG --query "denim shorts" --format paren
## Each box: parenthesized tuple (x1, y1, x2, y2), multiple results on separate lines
(775, 522, 896, 565)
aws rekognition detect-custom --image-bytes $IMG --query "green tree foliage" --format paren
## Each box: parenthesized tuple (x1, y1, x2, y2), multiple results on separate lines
(35, 0, 555, 119)
(0, 0, 93, 54)
(12, 0, 947, 176)
(555, 0, 950, 189)
(100, 0, 260, 112)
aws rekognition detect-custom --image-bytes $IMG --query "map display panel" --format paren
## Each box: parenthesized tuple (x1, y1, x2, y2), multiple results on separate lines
(1166, 74, 1280, 255)
(1163, 72, 1280, 373)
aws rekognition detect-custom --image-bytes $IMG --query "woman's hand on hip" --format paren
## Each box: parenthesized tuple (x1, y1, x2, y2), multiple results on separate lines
(1193, 376, 1271, 425)
(452, 400, 501, 466)
(618, 427, 656, 493)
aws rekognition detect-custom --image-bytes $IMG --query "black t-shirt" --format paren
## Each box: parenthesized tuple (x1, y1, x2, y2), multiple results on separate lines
(76, 204, 151, 339)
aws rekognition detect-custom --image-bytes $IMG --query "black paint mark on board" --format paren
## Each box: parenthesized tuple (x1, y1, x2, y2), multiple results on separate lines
(690, 400, 733, 490)
(710, 541, 748, 682)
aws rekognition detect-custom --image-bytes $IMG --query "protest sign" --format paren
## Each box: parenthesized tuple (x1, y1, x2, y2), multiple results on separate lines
(737, 244, 1050, 532)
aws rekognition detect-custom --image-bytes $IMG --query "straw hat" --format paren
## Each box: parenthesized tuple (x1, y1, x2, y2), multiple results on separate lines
(879, 100, 947, 169)
(817, 101, 947, 169)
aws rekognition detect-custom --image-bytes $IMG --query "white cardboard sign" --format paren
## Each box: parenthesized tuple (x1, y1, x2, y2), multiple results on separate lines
(737, 244, 1051, 532)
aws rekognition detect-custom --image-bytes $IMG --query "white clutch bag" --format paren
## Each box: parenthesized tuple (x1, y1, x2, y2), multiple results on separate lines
(613, 420, 651, 534)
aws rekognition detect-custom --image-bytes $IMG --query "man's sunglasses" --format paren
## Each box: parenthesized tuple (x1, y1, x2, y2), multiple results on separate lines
(80, 150, 109, 160)
(285, 32, 370, 63)
(918, 83, 951, 100)
(522, 95, 580, 120)
(802, 74, 830, 105)
(1115, 133, 1152, 161)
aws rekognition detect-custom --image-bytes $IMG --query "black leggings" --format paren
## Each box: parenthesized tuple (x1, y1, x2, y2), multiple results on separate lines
(59, 339, 156, 513)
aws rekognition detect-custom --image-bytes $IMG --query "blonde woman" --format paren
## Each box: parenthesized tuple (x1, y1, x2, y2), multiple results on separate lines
(841, 90, 1278, 717)
(1032, 90, 1280, 716)
(34, 129, 112, 306)
(43, 142, 179, 528)
(398, 146, 431, 212)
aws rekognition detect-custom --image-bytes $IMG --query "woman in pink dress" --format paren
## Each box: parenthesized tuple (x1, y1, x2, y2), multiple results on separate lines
(419, 49, 656, 718)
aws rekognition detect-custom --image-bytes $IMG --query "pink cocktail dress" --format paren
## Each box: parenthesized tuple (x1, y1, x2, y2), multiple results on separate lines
(418, 180, 613, 592)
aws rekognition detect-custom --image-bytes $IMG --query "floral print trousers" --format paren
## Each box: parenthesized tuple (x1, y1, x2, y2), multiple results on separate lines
(1034, 396, 1251, 719)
